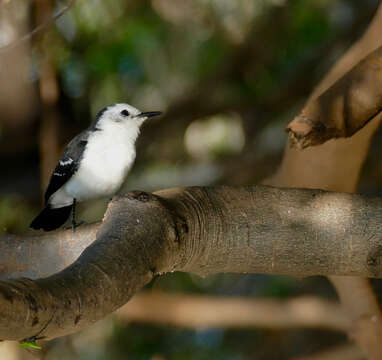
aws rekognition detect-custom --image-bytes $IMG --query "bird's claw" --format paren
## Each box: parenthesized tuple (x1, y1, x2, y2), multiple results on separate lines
(72, 220, 85, 232)
(64, 220, 85, 232)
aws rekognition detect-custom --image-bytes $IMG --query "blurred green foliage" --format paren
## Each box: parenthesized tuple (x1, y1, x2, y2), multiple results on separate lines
(0, 196, 35, 233)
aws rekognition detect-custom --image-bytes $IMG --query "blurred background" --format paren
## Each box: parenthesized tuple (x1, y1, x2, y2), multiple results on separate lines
(1, 0, 382, 359)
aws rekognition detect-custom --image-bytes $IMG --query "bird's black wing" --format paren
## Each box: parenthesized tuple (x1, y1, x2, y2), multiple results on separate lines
(44, 131, 90, 204)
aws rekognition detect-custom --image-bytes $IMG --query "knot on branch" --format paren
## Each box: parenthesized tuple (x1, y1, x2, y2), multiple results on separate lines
(103, 191, 163, 224)
(286, 113, 339, 149)
(151, 194, 190, 247)
(100, 189, 183, 274)
(126, 191, 153, 203)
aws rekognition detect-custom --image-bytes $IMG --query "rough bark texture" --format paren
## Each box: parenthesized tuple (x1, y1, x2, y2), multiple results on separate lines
(0, 191, 175, 341)
(1, 4, 382, 356)
(287, 45, 382, 148)
(0, 186, 382, 341)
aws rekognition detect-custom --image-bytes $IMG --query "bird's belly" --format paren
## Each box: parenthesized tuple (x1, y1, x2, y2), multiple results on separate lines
(65, 144, 135, 201)
(49, 187, 74, 208)
(64, 170, 121, 200)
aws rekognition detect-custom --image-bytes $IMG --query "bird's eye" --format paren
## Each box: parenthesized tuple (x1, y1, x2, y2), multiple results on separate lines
(121, 110, 130, 116)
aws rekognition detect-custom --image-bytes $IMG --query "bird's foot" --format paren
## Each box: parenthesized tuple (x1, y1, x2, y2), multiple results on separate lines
(64, 220, 85, 232)
(72, 220, 85, 232)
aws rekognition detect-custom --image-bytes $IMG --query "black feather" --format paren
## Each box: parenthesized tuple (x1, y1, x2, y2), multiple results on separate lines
(89, 105, 110, 130)
(30, 205, 73, 231)
(44, 131, 89, 204)
(44, 105, 112, 204)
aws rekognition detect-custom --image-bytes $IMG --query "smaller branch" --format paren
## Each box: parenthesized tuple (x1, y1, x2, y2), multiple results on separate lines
(0, 223, 99, 280)
(286, 45, 382, 149)
(277, 5, 382, 359)
(0, 0, 76, 55)
(117, 292, 349, 331)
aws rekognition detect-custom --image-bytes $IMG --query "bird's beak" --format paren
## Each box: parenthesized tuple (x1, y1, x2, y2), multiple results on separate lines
(136, 111, 162, 119)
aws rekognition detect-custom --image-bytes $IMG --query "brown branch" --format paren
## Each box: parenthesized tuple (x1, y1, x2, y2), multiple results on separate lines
(117, 292, 348, 331)
(0, 185, 381, 341)
(286, 45, 382, 149)
(0, 223, 99, 280)
(0, 0, 76, 55)
(267, 4, 382, 359)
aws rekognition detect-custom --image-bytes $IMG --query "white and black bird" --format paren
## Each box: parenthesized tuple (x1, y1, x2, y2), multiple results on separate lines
(30, 103, 161, 231)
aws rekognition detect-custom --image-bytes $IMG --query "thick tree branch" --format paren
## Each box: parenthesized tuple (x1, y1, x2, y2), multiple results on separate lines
(0, 185, 381, 341)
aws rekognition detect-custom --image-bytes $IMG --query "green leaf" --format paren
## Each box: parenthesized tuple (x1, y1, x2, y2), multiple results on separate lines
(19, 341, 42, 350)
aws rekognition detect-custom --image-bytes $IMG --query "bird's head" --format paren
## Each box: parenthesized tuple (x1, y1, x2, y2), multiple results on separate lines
(92, 103, 162, 132)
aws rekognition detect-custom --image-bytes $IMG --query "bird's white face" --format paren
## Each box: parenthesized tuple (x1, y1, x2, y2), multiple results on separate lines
(95, 103, 161, 131)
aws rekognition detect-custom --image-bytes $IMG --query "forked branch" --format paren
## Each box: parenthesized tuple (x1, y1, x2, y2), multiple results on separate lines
(0, 185, 381, 341)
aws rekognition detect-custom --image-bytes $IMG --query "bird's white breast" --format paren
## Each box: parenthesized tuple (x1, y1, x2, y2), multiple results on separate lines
(64, 125, 137, 201)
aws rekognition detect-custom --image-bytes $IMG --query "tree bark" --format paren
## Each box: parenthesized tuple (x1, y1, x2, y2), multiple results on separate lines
(0, 185, 381, 341)
(287, 45, 382, 148)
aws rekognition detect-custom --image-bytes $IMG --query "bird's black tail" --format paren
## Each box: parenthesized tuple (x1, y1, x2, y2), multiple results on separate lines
(30, 205, 73, 231)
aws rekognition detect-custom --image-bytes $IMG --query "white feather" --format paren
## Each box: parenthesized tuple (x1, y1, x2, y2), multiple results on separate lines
(49, 104, 146, 208)
(59, 158, 73, 166)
